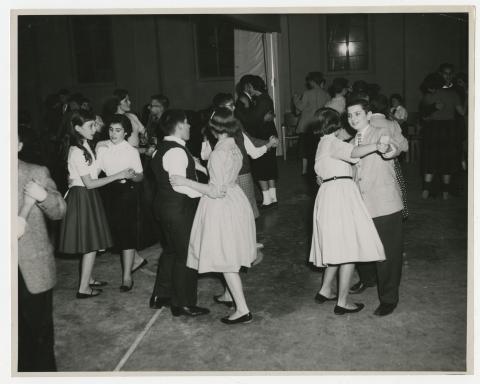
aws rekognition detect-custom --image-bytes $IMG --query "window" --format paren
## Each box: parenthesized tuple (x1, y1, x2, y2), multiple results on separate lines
(327, 14, 369, 72)
(71, 16, 115, 84)
(194, 19, 234, 79)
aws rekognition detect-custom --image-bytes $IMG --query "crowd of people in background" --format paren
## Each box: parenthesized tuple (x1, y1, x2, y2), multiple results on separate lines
(16, 61, 468, 371)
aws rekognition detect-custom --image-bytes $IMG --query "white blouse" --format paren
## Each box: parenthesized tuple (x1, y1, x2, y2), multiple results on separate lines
(96, 140, 143, 176)
(67, 142, 99, 187)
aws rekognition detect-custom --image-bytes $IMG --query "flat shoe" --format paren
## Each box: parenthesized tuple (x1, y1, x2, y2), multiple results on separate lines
(221, 312, 253, 325)
(213, 295, 234, 308)
(334, 303, 364, 315)
(132, 259, 148, 274)
(89, 280, 108, 288)
(76, 288, 101, 299)
(120, 281, 134, 292)
(314, 292, 337, 303)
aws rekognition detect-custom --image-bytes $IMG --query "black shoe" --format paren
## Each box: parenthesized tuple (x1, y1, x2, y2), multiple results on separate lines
(170, 305, 210, 317)
(132, 259, 148, 274)
(89, 280, 108, 288)
(314, 292, 337, 304)
(374, 303, 397, 316)
(120, 281, 134, 292)
(213, 295, 234, 308)
(76, 288, 102, 299)
(221, 312, 253, 324)
(334, 303, 364, 315)
(149, 296, 170, 309)
(349, 281, 375, 294)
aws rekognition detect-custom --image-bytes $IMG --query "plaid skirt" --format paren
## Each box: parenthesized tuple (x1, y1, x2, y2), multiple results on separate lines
(393, 159, 409, 220)
(237, 173, 260, 219)
(58, 186, 113, 254)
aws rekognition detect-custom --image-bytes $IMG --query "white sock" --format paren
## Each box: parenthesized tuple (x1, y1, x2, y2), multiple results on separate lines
(262, 191, 272, 205)
(269, 188, 277, 202)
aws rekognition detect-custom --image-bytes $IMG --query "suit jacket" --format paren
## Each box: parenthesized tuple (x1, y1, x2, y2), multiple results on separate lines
(352, 118, 408, 218)
(18, 160, 66, 294)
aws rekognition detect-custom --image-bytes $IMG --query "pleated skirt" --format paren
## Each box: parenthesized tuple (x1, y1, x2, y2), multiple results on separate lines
(58, 186, 113, 255)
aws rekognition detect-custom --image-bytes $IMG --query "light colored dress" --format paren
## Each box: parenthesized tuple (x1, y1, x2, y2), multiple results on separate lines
(187, 137, 256, 273)
(309, 134, 386, 267)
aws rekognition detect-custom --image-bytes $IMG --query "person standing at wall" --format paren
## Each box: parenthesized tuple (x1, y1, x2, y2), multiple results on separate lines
(293, 72, 331, 176)
(419, 71, 465, 200)
(17, 125, 67, 371)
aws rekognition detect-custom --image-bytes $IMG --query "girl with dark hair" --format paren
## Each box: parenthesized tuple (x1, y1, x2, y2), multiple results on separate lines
(102, 89, 146, 151)
(309, 108, 388, 315)
(170, 107, 257, 324)
(57, 110, 136, 298)
(248, 76, 280, 208)
(96, 114, 144, 292)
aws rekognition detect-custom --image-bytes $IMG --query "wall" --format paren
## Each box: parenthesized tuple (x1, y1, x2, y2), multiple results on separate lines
(277, 13, 468, 116)
(17, 15, 235, 129)
(17, 13, 468, 130)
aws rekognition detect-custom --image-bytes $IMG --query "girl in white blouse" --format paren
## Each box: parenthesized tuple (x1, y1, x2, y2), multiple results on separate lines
(58, 110, 135, 299)
(96, 114, 144, 292)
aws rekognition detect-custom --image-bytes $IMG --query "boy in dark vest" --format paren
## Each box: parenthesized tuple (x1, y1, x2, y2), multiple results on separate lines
(149, 109, 223, 316)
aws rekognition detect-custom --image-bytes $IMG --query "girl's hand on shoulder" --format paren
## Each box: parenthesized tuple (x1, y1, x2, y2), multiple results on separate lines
(169, 174, 188, 187)
(95, 140, 109, 151)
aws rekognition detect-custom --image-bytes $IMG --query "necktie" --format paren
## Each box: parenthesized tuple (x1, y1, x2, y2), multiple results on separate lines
(356, 132, 363, 145)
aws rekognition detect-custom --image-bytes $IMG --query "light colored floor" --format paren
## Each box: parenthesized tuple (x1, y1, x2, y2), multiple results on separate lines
(52, 159, 468, 372)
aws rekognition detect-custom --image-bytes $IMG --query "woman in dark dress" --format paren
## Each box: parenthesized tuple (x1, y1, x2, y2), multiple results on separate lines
(248, 76, 279, 208)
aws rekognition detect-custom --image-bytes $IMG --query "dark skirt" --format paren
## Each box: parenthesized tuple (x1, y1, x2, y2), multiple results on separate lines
(58, 186, 113, 255)
(104, 181, 141, 251)
(422, 120, 457, 174)
(251, 121, 278, 181)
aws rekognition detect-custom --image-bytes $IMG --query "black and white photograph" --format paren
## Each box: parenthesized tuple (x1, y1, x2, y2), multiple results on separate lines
(4, 0, 477, 380)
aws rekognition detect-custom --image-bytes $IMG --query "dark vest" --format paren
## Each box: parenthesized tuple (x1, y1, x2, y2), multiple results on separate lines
(151, 139, 198, 215)
(233, 130, 250, 175)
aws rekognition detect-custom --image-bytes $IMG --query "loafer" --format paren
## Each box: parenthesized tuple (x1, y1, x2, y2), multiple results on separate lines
(349, 281, 375, 294)
(314, 292, 337, 303)
(374, 303, 397, 316)
(221, 312, 253, 325)
(170, 305, 210, 317)
(213, 295, 234, 308)
(132, 259, 148, 274)
(76, 288, 102, 299)
(120, 281, 134, 292)
(334, 303, 365, 315)
(149, 296, 171, 309)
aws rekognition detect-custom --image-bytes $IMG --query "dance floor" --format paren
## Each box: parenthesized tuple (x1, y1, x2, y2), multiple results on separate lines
(52, 158, 468, 372)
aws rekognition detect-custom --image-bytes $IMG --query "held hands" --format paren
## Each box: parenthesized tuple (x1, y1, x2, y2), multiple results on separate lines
(120, 168, 136, 180)
(267, 136, 279, 149)
(316, 176, 323, 187)
(24, 180, 47, 202)
(206, 184, 227, 199)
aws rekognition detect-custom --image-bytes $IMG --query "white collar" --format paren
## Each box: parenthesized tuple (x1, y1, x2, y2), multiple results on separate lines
(357, 125, 370, 136)
(164, 135, 186, 146)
